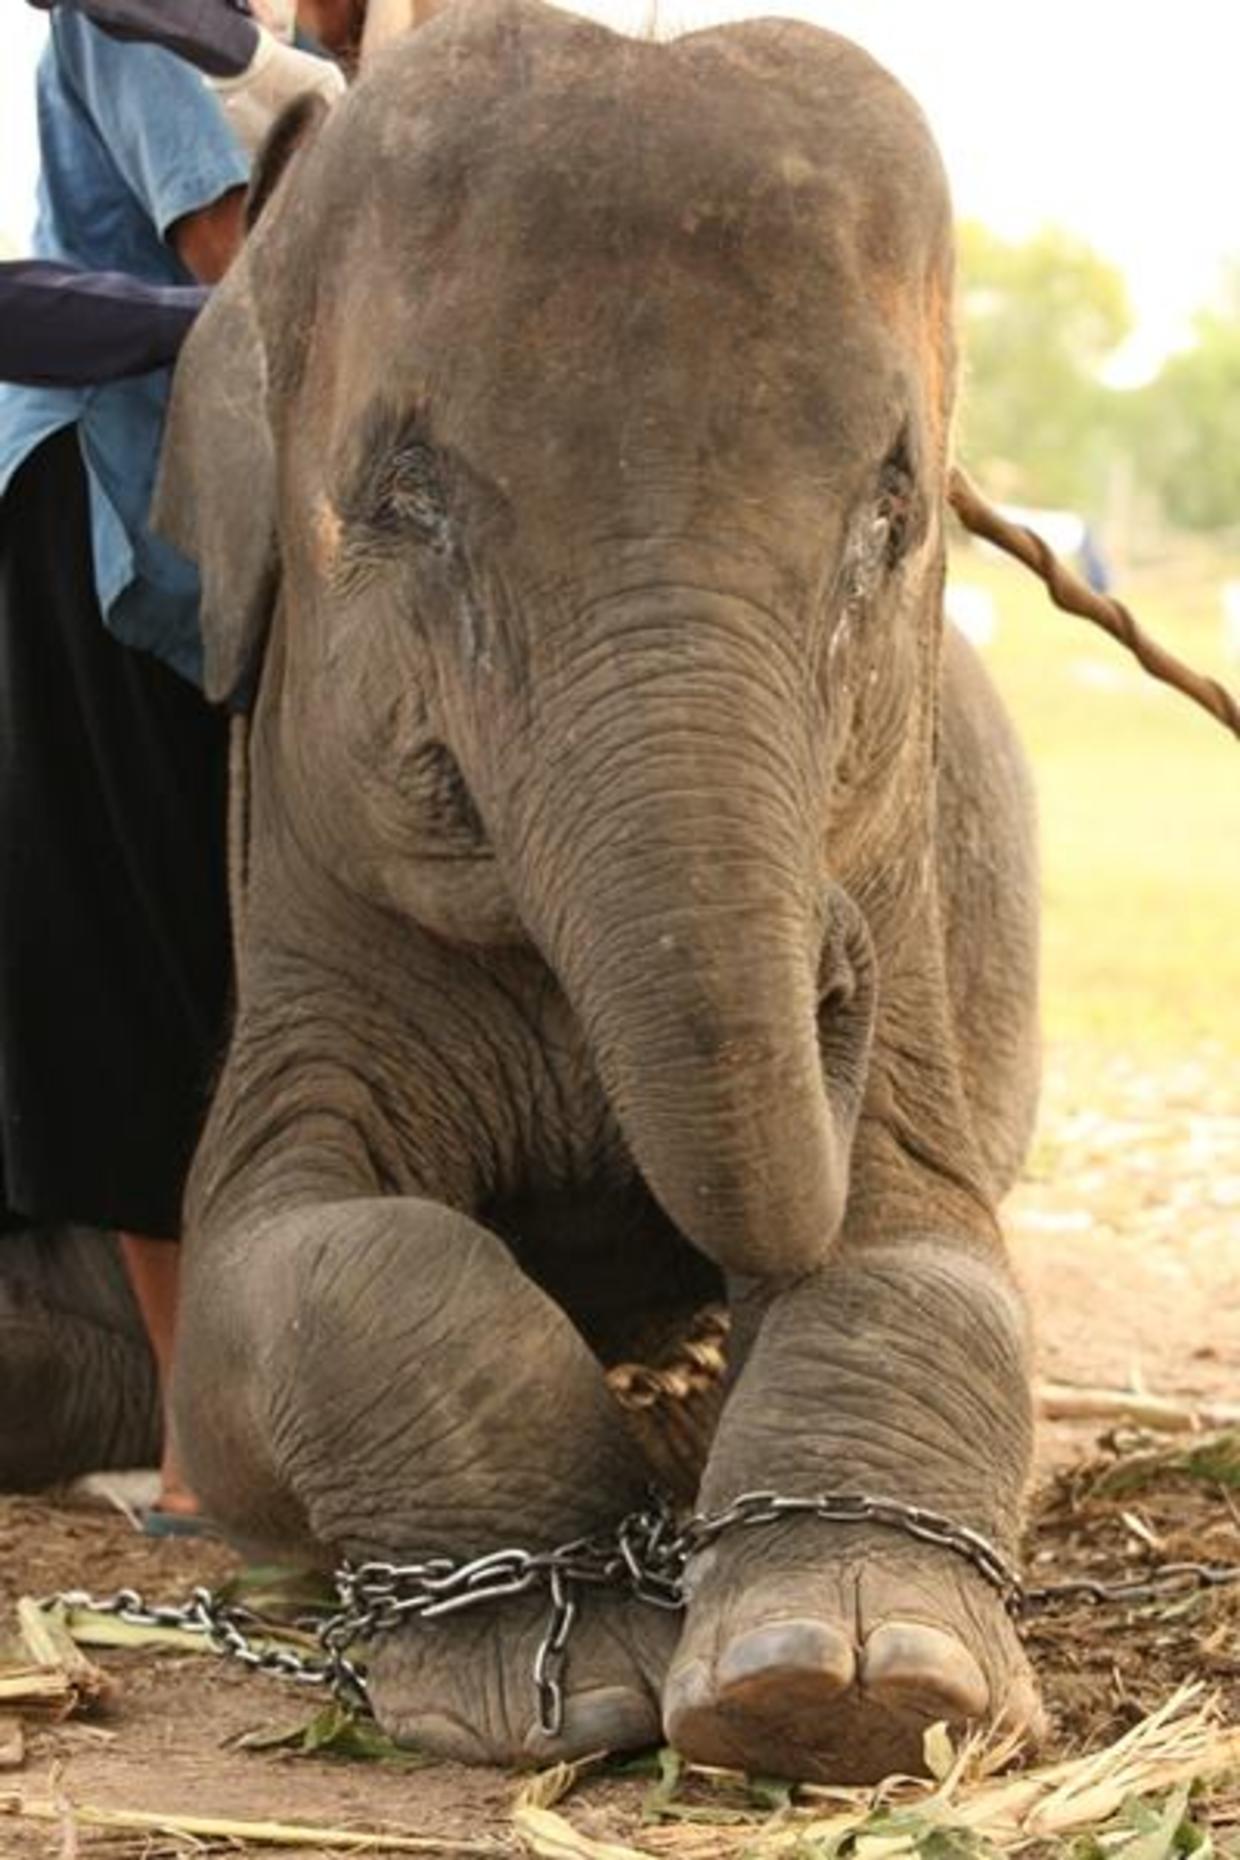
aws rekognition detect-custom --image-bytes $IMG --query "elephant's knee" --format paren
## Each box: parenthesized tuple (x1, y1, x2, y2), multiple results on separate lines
(216, 1197, 650, 1560)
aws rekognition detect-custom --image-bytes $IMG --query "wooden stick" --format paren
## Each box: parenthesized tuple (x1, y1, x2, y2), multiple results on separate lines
(0, 1667, 77, 1717)
(1037, 1382, 1240, 1432)
(15, 1598, 116, 1713)
(0, 1793, 507, 1855)
(948, 466, 1240, 741)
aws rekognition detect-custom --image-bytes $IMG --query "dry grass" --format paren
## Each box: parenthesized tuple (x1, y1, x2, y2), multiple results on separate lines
(0, 1790, 509, 1854)
(513, 1686, 1240, 1858)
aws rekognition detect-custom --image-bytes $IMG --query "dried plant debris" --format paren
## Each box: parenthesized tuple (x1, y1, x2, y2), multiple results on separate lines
(1024, 1429, 1240, 1756)
(0, 1716, 23, 1770)
(0, 1663, 80, 1720)
(0, 1790, 511, 1854)
(0, 1597, 118, 1719)
(515, 1687, 1238, 1859)
(1071, 1430, 1240, 1500)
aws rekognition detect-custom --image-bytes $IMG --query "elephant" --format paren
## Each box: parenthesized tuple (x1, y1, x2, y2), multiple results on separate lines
(150, 0, 1044, 1783)
(0, 1224, 160, 1485)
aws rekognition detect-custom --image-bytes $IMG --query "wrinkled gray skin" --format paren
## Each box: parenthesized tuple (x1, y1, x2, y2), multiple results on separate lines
(0, 1228, 159, 1486)
(153, 0, 1042, 1782)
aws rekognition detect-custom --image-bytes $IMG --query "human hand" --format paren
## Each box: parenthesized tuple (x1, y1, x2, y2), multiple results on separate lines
(208, 27, 346, 155)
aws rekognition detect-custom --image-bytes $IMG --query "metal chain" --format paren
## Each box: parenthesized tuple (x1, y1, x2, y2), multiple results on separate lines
(52, 1582, 343, 1687)
(322, 1495, 687, 1733)
(677, 1491, 1026, 1611)
(50, 1490, 1240, 1741)
(1024, 1561, 1240, 1611)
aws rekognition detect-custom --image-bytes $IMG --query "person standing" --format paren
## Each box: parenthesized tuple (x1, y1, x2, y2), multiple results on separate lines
(0, 0, 362, 1523)
(0, 0, 350, 391)
(0, 8, 251, 1524)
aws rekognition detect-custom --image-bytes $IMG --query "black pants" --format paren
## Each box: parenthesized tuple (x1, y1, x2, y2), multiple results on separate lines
(0, 427, 231, 1238)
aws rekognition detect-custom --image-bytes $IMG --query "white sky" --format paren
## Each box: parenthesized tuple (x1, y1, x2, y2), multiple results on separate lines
(4, 1, 1238, 382)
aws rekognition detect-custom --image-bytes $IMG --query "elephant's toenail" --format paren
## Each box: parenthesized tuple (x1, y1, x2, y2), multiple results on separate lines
(716, 1619, 855, 1697)
(860, 1622, 988, 1719)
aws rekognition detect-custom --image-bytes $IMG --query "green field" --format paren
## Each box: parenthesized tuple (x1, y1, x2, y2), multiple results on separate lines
(951, 535, 1240, 1053)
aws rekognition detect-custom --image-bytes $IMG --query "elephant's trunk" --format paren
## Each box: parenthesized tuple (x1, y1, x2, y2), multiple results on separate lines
(496, 594, 870, 1280)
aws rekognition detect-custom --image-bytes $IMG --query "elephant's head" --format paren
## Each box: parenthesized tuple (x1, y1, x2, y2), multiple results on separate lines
(155, 0, 957, 1278)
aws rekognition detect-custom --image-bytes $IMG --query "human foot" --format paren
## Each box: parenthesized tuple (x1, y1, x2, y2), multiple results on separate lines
(663, 1518, 1042, 1783)
(154, 1460, 201, 1516)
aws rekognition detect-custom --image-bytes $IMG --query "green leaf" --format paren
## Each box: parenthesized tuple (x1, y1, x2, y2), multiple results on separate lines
(640, 1746, 684, 1820)
(1182, 1434, 1240, 1490)
(747, 1774, 795, 1813)
(850, 1832, 916, 1859)
(915, 1830, 998, 1860)
(216, 1564, 337, 1620)
(235, 1703, 430, 1767)
(233, 1716, 320, 1752)
(784, 1832, 852, 1860)
(1105, 1789, 1196, 1860)
(1066, 1835, 1109, 1860)
(1091, 1431, 1240, 1500)
(600, 1749, 663, 1779)
(923, 1721, 957, 1783)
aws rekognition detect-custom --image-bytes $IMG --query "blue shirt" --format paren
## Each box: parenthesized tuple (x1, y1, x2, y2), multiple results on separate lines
(0, 13, 248, 685)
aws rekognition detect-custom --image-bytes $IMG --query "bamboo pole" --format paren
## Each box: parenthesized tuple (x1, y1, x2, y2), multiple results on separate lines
(1037, 1383, 1240, 1433)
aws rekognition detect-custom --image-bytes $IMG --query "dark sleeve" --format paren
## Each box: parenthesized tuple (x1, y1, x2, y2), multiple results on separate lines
(0, 261, 209, 386)
(24, 0, 259, 78)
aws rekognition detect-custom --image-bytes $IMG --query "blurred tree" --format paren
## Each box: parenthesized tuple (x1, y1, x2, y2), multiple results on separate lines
(955, 222, 1132, 512)
(1132, 284, 1240, 532)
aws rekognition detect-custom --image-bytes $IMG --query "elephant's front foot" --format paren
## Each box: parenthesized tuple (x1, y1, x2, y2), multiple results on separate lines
(367, 1589, 681, 1766)
(664, 1520, 1043, 1783)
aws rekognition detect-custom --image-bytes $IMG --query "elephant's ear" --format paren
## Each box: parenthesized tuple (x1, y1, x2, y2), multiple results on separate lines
(152, 94, 331, 707)
(152, 266, 276, 706)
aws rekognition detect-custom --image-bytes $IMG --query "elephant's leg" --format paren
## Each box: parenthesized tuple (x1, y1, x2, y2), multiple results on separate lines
(174, 1198, 680, 1764)
(664, 1238, 1039, 1782)
(0, 1227, 160, 1488)
(936, 629, 1041, 1200)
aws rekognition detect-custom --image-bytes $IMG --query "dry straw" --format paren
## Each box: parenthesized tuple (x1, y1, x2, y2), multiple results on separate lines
(513, 1684, 1240, 1860)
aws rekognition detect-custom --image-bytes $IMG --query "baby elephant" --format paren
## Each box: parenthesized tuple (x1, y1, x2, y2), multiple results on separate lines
(153, 0, 1043, 1781)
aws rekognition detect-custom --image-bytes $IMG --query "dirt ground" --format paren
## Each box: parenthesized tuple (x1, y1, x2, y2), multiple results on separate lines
(2, 1042, 1238, 1857)
(1011, 1043, 1240, 1449)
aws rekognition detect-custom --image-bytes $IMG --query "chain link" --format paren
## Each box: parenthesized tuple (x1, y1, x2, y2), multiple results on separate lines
(1024, 1561, 1240, 1611)
(677, 1491, 1026, 1611)
(50, 1489, 1240, 1741)
(53, 1582, 339, 1687)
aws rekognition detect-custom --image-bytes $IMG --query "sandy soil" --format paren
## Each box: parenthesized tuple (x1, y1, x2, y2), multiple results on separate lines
(2, 1044, 1238, 1857)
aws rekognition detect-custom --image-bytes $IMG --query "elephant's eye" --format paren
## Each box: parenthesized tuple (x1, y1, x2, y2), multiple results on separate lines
(370, 439, 453, 553)
(874, 438, 916, 571)
(336, 404, 456, 567)
(842, 432, 919, 609)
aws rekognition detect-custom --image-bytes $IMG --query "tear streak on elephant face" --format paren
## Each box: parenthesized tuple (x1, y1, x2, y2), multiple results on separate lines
(157, 0, 957, 1277)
